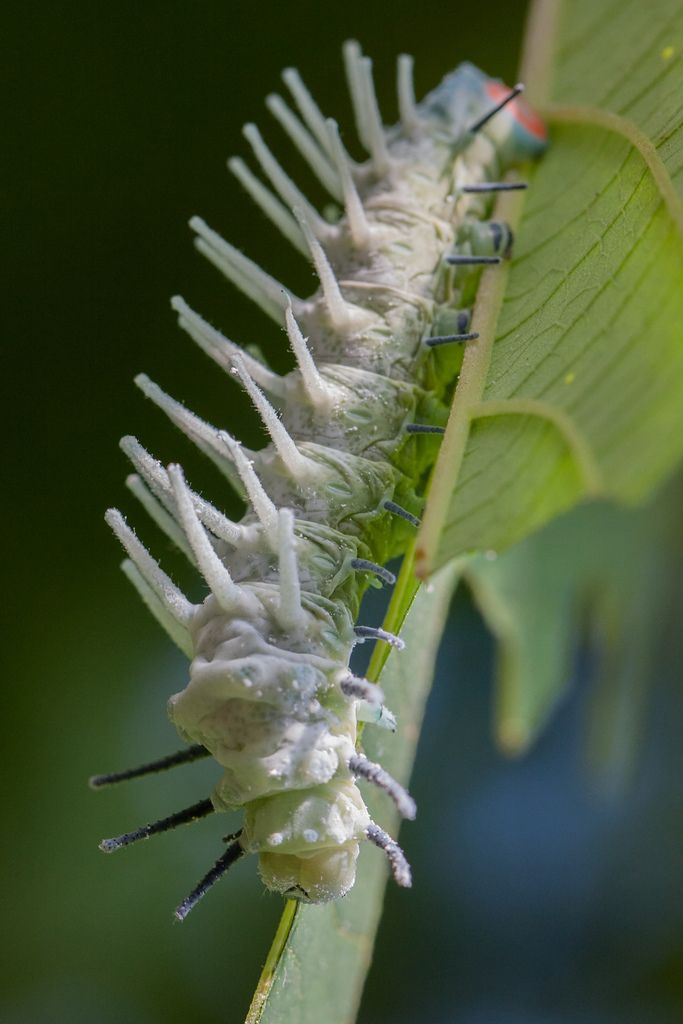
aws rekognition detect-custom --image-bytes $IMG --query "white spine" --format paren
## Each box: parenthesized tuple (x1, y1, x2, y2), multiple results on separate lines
(343, 40, 371, 149)
(133, 373, 240, 488)
(242, 123, 331, 239)
(231, 356, 316, 480)
(120, 559, 193, 657)
(220, 431, 279, 548)
(397, 54, 420, 137)
(275, 508, 304, 630)
(265, 93, 342, 200)
(227, 155, 307, 255)
(168, 464, 256, 615)
(282, 66, 336, 158)
(190, 215, 296, 323)
(284, 299, 337, 409)
(171, 295, 286, 398)
(359, 57, 390, 177)
(105, 508, 194, 626)
(120, 436, 247, 547)
(326, 119, 371, 249)
(125, 473, 196, 564)
(293, 208, 350, 332)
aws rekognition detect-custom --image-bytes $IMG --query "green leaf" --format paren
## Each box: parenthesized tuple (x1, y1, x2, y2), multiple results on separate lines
(464, 481, 678, 759)
(417, 0, 683, 575)
(244, 559, 460, 1024)
(246, 489, 679, 1024)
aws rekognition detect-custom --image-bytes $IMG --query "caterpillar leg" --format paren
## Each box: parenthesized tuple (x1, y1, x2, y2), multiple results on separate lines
(174, 838, 245, 921)
(366, 822, 412, 888)
(356, 700, 397, 732)
(99, 797, 214, 852)
(353, 625, 405, 650)
(339, 675, 397, 731)
(89, 743, 209, 788)
(349, 754, 416, 819)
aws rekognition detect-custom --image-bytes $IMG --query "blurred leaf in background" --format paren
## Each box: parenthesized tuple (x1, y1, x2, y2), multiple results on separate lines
(467, 487, 676, 768)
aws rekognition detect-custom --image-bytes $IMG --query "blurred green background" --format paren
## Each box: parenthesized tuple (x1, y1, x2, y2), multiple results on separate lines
(5, 2, 683, 1022)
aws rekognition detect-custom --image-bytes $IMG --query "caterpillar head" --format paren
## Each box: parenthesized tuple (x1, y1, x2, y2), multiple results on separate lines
(421, 62, 548, 164)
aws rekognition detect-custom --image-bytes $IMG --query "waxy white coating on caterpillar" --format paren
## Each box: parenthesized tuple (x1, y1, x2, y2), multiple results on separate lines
(107, 43, 547, 904)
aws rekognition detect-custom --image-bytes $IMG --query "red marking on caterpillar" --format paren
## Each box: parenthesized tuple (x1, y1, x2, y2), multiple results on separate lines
(485, 79, 548, 143)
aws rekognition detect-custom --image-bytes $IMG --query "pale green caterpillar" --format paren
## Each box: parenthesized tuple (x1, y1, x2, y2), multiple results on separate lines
(92, 41, 547, 918)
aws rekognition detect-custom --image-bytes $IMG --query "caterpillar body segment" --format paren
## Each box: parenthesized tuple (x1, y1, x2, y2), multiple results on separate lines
(96, 44, 547, 915)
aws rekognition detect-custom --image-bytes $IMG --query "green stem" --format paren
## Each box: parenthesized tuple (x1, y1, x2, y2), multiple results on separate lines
(244, 900, 299, 1024)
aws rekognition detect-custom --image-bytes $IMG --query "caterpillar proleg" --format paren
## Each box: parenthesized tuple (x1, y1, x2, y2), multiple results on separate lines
(93, 41, 547, 917)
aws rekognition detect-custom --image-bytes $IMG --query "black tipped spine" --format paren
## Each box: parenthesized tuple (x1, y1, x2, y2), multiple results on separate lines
(89, 744, 210, 789)
(405, 424, 445, 435)
(383, 500, 421, 528)
(425, 332, 479, 348)
(446, 254, 501, 266)
(350, 557, 396, 586)
(462, 181, 528, 193)
(175, 840, 245, 921)
(99, 797, 215, 853)
(467, 83, 524, 134)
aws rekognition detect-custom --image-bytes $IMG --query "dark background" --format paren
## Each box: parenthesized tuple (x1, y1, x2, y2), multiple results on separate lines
(4, 2, 683, 1022)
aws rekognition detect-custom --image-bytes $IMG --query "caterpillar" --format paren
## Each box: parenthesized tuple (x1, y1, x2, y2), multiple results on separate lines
(92, 41, 547, 919)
